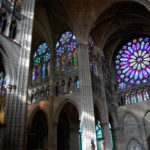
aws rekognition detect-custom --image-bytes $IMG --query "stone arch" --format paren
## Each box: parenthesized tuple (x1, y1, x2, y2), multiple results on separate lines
(54, 99, 80, 124)
(27, 109, 48, 150)
(109, 111, 119, 149)
(109, 110, 118, 129)
(127, 138, 143, 150)
(56, 100, 80, 150)
(144, 111, 150, 138)
(123, 112, 141, 140)
(122, 111, 140, 125)
(27, 106, 48, 129)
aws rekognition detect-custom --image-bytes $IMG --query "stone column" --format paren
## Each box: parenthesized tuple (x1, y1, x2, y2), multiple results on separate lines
(52, 121, 58, 150)
(140, 122, 149, 150)
(78, 42, 97, 150)
(4, 14, 11, 37)
(0, 0, 3, 8)
(101, 122, 112, 150)
(3, 0, 15, 37)
(15, 20, 22, 43)
(111, 127, 122, 150)
(2, 0, 36, 149)
(97, 56, 112, 150)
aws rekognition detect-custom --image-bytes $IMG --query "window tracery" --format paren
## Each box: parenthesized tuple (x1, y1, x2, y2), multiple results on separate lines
(88, 36, 101, 97)
(120, 88, 150, 106)
(29, 85, 50, 104)
(32, 43, 51, 85)
(115, 37, 150, 90)
(55, 31, 78, 75)
(46, 85, 50, 98)
(55, 76, 79, 96)
(115, 37, 150, 105)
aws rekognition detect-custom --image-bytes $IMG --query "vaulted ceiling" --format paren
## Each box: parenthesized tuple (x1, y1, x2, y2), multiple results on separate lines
(32, 0, 150, 65)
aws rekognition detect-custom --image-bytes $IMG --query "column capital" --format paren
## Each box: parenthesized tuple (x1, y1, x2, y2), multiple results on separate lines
(78, 41, 89, 47)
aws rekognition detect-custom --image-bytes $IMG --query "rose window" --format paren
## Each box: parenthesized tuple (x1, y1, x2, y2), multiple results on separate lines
(115, 37, 150, 89)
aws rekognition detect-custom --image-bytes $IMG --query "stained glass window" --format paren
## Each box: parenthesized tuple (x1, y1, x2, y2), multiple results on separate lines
(131, 93, 136, 104)
(36, 65, 41, 83)
(67, 52, 72, 72)
(79, 121, 103, 150)
(137, 90, 143, 102)
(32, 68, 36, 81)
(42, 64, 46, 81)
(73, 50, 78, 68)
(55, 58, 60, 74)
(32, 43, 51, 85)
(115, 37, 150, 89)
(46, 86, 50, 98)
(0, 72, 6, 124)
(89, 36, 101, 97)
(79, 121, 114, 150)
(61, 55, 66, 72)
(3, 0, 13, 7)
(56, 82, 60, 96)
(123, 89, 150, 106)
(74, 76, 79, 90)
(96, 121, 103, 150)
(125, 93, 130, 105)
(14, 0, 23, 9)
(55, 31, 78, 74)
(109, 123, 114, 148)
(79, 124, 82, 150)
(68, 78, 73, 91)
(143, 89, 149, 101)
(47, 62, 51, 76)
(89, 36, 99, 76)
(61, 80, 66, 94)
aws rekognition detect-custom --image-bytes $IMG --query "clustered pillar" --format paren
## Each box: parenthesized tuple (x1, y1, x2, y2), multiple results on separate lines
(78, 42, 97, 150)
(2, 0, 36, 150)
(98, 55, 113, 150)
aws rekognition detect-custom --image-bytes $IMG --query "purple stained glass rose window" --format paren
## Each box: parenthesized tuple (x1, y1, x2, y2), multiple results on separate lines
(115, 37, 150, 89)
(56, 31, 77, 56)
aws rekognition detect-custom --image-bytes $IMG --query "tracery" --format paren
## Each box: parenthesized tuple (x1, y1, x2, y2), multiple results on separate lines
(32, 43, 51, 85)
(55, 31, 78, 75)
(115, 37, 150, 89)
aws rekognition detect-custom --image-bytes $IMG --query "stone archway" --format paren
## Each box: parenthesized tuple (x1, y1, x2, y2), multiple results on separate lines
(57, 102, 79, 150)
(27, 109, 48, 150)
(127, 139, 143, 150)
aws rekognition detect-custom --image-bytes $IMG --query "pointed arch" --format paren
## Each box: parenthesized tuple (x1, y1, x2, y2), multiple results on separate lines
(127, 138, 143, 150)
(55, 31, 78, 75)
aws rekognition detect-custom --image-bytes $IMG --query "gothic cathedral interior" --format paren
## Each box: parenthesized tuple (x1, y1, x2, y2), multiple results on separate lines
(0, 0, 150, 150)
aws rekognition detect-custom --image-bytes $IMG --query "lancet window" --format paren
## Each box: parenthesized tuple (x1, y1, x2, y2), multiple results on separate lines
(32, 43, 51, 85)
(55, 31, 78, 75)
